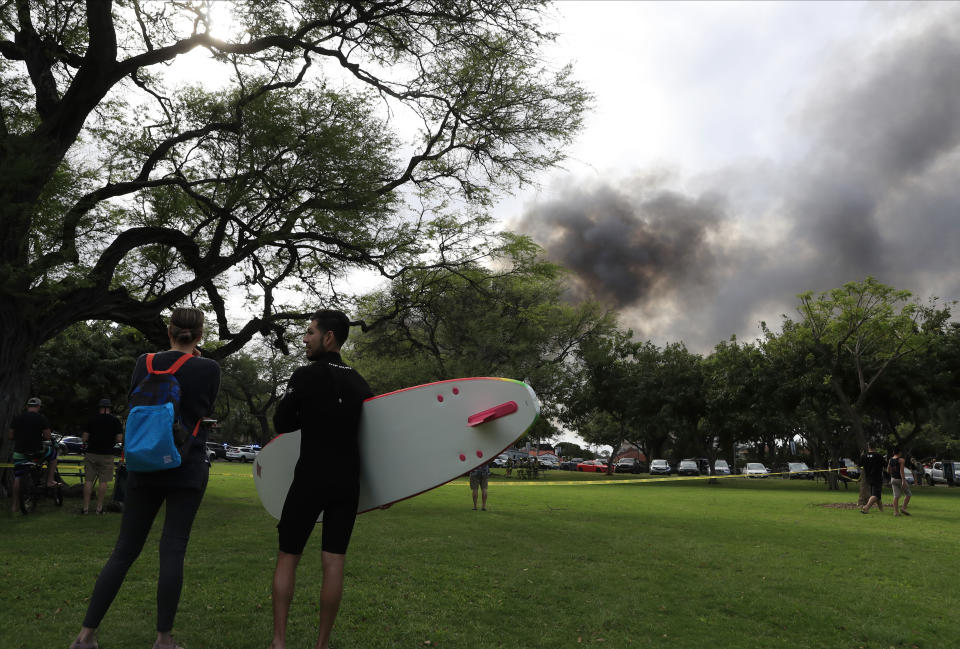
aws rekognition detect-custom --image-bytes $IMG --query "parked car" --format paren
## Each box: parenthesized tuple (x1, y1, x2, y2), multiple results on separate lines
(560, 458, 584, 471)
(492, 453, 509, 468)
(205, 442, 226, 460)
(677, 459, 700, 476)
(714, 459, 731, 475)
(649, 459, 671, 475)
(576, 459, 608, 473)
(538, 457, 558, 469)
(784, 462, 814, 480)
(615, 457, 644, 473)
(58, 436, 84, 454)
(840, 458, 860, 479)
(743, 462, 769, 478)
(925, 461, 960, 485)
(694, 458, 712, 476)
(226, 445, 259, 462)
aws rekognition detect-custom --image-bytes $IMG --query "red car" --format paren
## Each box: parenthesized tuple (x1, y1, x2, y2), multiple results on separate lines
(576, 460, 608, 473)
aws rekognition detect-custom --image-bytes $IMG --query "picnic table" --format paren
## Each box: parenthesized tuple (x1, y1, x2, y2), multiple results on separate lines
(56, 456, 121, 483)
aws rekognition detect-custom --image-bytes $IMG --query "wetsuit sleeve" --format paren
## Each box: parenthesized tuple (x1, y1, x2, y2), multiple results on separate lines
(274, 368, 307, 434)
(205, 361, 221, 410)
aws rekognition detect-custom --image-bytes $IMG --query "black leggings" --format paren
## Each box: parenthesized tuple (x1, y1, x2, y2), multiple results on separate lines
(82, 478, 206, 632)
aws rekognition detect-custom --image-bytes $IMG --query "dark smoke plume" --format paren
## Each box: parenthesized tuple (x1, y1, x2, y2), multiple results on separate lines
(516, 4, 960, 350)
(516, 181, 730, 309)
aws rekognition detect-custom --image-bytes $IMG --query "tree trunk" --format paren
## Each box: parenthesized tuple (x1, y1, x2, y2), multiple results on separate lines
(255, 412, 271, 446)
(0, 307, 41, 495)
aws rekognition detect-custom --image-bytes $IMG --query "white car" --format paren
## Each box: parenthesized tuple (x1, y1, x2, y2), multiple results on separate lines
(226, 446, 259, 462)
(925, 461, 960, 485)
(743, 462, 769, 478)
(714, 459, 731, 475)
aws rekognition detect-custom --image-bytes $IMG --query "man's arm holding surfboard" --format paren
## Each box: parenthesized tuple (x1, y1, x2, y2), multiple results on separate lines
(273, 369, 305, 434)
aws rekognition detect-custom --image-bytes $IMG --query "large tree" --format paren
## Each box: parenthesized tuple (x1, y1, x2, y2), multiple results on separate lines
(789, 278, 944, 502)
(564, 333, 705, 470)
(349, 235, 613, 420)
(215, 345, 300, 444)
(0, 2, 588, 451)
(29, 320, 151, 433)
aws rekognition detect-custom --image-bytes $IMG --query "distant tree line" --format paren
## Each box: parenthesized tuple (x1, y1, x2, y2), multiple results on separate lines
(27, 265, 959, 490)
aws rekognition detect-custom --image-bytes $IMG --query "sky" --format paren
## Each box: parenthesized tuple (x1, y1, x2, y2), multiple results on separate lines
(501, 1, 960, 352)
(176, 1, 960, 357)
(154, 1, 960, 449)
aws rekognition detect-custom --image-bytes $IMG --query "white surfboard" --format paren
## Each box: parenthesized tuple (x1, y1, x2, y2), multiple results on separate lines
(253, 377, 540, 520)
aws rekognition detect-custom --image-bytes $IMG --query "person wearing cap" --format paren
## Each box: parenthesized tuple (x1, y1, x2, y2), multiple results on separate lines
(81, 398, 123, 515)
(8, 397, 58, 513)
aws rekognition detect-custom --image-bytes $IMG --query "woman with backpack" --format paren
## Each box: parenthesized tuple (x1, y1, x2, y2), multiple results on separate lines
(71, 308, 220, 649)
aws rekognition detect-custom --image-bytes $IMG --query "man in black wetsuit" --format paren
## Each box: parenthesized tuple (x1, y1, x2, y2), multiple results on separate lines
(269, 310, 373, 649)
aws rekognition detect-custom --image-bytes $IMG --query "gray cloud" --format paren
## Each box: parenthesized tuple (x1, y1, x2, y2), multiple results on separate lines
(516, 6, 960, 350)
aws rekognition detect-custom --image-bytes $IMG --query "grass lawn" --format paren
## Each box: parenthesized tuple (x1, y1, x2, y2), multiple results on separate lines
(2, 464, 956, 649)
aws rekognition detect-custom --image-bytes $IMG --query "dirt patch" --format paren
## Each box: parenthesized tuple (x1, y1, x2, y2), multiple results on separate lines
(818, 502, 861, 509)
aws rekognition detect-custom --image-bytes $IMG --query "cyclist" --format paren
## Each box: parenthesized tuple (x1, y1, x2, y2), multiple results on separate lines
(8, 397, 58, 513)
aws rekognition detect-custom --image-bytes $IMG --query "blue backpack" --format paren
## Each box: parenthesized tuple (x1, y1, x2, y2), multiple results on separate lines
(124, 353, 197, 472)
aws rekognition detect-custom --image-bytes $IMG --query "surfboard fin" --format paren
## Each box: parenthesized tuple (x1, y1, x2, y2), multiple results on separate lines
(468, 401, 518, 427)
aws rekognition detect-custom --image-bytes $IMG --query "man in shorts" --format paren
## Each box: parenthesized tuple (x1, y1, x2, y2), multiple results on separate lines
(469, 462, 491, 510)
(860, 443, 885, 514)
(81, 398, 123, 514)
(9, 397, 58, 513)
(269, 310, 373, 649)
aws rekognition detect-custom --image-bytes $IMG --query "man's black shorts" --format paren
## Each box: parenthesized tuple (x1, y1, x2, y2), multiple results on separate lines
(277, 476, 359, 555)
(868, 481, 882, 499)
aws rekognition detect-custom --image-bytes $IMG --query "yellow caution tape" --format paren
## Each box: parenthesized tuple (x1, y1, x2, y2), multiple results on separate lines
(1, 464, 865, 484)
(447, 467, 863, 487)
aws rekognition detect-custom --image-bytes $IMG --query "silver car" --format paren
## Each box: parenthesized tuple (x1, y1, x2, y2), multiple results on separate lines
(649, 459, 671, 475)
(743, 462, 769, 478)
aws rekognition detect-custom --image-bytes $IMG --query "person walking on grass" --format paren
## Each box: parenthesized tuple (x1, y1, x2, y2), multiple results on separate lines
(70, 308, 220, 649)
(470, 461, 491, 510)
(889, 448, 912, 517)
(269, 310, 373, 649)
(910, 457, 923, 488)
(860, 442, 885, 514)
(81, 398, 123, 515)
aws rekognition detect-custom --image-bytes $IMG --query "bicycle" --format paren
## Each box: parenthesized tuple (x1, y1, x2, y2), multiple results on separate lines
(15, 457, 64, 515)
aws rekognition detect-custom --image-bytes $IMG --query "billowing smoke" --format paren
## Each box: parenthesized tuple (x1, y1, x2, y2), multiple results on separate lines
(516, 181, 730, 308)
(516, 4, 960, 350)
